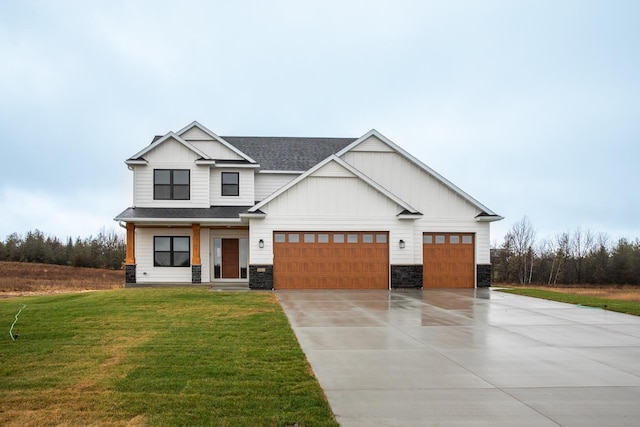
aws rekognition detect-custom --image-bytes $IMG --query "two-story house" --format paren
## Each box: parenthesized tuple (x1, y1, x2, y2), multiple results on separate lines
(115, 121, 502, 289)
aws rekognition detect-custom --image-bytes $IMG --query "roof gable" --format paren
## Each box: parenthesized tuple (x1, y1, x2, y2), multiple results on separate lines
(177, 121, 257, 164)
(126, 132, 211, 164)
(250, 155, 419, 215)
(338, 129, 501, 218)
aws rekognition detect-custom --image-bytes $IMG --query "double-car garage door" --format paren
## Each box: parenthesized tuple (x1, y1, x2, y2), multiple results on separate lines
(273, 231, 389, 289)
(273, 231, 475, 289)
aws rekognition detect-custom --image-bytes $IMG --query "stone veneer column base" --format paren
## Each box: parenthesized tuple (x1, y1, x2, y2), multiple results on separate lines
(249, 265, 274, 290)
(125, 264, 136, 285)
(192, 265, 202, 284)
(391, 265, 423, 289)
(477, 264, 492, 287)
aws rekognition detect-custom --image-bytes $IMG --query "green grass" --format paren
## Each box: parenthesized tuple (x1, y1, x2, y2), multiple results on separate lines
(0, 289, 338, 427)
(497, 288, 640, 316)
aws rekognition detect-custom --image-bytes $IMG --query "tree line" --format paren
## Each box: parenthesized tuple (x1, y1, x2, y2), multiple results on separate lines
(492, 217, 640, 285)
(0, 228, 125, 270)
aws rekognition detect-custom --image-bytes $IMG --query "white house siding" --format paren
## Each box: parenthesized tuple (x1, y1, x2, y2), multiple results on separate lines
(200, 227, 211, 282)
(248, 169, 415, 266)
(266, 176, 401, 218)
(145, 138, 201, 163)
(341, 149, 482, 219)
(135, 227, 194, 283)
(341, 142, 491, 267)
(133, 163, 210, 208)
(179, 126, 212, 141)
(255, 173, 298, 201)
(350, 135, 395, 153)
(133, 138, 210, 208)
(210, 168, 255, 206)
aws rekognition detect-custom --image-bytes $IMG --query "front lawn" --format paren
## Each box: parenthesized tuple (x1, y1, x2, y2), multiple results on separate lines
(0, 289, 338, 427)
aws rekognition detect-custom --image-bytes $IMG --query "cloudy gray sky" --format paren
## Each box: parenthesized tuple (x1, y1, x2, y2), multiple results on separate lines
(1, 0, 638, 245)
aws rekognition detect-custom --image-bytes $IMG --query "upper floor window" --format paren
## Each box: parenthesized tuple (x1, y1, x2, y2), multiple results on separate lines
(221, 172, 239, 196)
(154, 169, 190, 200)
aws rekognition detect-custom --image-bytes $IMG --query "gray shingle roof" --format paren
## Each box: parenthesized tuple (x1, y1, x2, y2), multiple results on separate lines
(221, 136, 356, 171)
(115, 206, 252, 221)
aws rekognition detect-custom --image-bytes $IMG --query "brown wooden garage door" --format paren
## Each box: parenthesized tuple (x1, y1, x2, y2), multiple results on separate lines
(423, 233, 475, 288)
(273, 231, 389, 289)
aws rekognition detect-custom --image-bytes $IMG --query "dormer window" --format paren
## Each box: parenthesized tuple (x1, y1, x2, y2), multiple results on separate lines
(154, 169, 190, 200)
(221, 172, 239, 196)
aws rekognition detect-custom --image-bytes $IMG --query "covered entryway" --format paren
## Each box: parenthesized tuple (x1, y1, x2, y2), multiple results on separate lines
(212, 237, 248, 280)
(423, 233, 475, 288)
(273, 231, 389, 289)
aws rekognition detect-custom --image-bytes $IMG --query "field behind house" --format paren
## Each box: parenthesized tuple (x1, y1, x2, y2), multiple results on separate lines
(0, 261, 123, 297)
(501, 284, 640, 302)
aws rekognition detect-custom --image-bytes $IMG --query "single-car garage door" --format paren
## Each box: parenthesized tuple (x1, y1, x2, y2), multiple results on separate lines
(273, 231, 389, 289)
(423, 233, 475, 288)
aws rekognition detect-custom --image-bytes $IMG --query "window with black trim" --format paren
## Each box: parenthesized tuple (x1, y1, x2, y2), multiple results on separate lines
(154, 236, 190, 267)
(154, 169, 190, 200)
(221, 172, 239, 196)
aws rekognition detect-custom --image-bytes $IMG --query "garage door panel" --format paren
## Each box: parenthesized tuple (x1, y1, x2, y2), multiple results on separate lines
(274, 231, 389, 289)
(423, 233, 474, 288)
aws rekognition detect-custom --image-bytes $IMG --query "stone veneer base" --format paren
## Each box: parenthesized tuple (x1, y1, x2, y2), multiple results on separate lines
(391, 265, 423, 289)
(125, 264, 136, 284)
(249, 265, 274, 290)
(192, 265, 202, 284)
(477, 264, 492, 287)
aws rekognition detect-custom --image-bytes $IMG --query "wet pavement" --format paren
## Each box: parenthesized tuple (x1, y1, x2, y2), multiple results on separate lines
(277, 288, 640, 427)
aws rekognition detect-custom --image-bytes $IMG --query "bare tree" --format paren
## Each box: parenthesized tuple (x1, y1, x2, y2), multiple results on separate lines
(504, 216, 537, 284)
(547, 232, 570, 285)
(569, 227, 595, 284)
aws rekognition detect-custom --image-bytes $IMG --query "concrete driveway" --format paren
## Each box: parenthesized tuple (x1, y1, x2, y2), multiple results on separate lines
(277, 289, 640, 427)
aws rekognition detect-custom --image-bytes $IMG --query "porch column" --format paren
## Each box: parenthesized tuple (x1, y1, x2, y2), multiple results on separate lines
(124, 223, 136, 284)
(191, 223, 202, 283)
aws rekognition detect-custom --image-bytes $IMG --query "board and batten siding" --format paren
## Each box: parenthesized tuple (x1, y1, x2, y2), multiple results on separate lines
(135, 227, 194, 283)
(210, 168, 255, 206)
(342, 141, 482, 219)
(181, 128, 246, 161)
(248, 161, 416, 266)
(254, 173, 298, 201)
(341, 139, 492, 264)
(265, 176, 401, 218)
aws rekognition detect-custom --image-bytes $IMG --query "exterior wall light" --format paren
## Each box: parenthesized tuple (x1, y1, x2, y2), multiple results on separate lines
(399, 239, 406, 249)
(259, 239, 264, 248)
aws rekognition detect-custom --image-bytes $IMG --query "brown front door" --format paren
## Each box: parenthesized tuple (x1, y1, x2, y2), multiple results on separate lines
(222, 239, 240, 279)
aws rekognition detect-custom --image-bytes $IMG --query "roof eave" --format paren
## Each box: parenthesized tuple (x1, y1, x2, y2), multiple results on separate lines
(475, 214, 504, 222)
(239, 212, 267, 219)
(215, 163, 261, 169)
(125, 159, 148, 165)
(397, 213, 423, 220)
(114, 217, 246, 224)
(258, 170, 305, 175)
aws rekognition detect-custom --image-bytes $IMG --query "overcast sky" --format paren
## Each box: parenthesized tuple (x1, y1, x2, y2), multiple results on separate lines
(1, 0, 638, 246)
